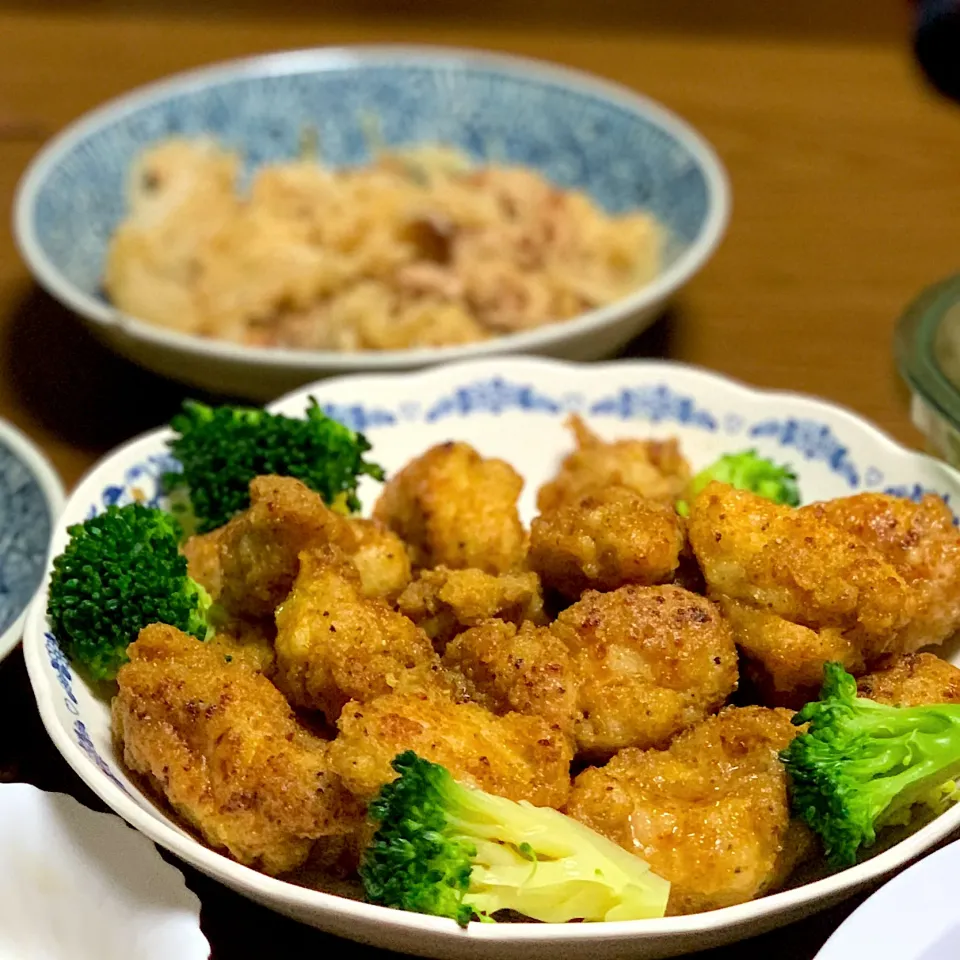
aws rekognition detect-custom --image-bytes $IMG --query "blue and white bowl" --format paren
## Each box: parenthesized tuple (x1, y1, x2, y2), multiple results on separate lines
(13, 46, 729, 400)
(0, 419, 63, 663)
(22, 357, 960, 960)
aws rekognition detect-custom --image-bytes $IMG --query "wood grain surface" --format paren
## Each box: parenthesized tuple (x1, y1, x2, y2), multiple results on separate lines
(0, 2, 957, 957)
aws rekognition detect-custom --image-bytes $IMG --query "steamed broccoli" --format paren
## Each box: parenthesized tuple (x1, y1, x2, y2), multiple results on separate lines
(781, 663, 960, 866)
(677, 448, 800, 516)
(164, 399, 385, 534)
(360, 751, 670, 925)
(47, 503, 213, 681)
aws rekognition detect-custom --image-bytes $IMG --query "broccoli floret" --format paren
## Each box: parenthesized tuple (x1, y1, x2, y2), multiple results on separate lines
(164, 399, 385, 534)
(47, 503, 213, 681)
(360, 751, 670, 925)
(676, 448, 800, 516)
(781, 662, 960, 866)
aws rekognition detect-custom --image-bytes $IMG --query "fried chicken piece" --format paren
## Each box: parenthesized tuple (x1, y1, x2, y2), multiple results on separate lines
(537, 415, 690, 513)
(566, 706, 811, 915)
(329, 691, 573, 808)
(551, 584, 738, 759)
(208, 616, 277, 675)
(442, 620, 578, 731)
(274, 548, 452, 721)
(529, 485, 683, 598)
(113, 624, 362, 876)
(688, 482, 912, 664)
(183, 476, 407, 621)
(720, 598, 864, 708)
(396, 566, 546, 650)
(857, 652, 960, 707)
(801, 493, 960, 654)
(373, 441, 527, 574)
(346, 517, 413, 603)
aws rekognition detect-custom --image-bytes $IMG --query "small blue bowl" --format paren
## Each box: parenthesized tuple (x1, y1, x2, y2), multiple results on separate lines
(14, 46, 730, 399)
(0, 420, 64, 663)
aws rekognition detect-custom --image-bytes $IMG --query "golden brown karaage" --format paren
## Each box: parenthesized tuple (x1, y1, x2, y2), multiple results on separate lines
(273, 547, 451, 721)
(550, 584, 738, 759)
(802, 493, 960, 654)
(374, 441, 527, 573)
(566, 706, 811, 916)
(113, 623, 362, 876)
(329, 691, 573, 808)
(689, 482, 912, 666)
(537, 415, 690, 513)
(396, 566, 546, 650)
(857, 652, 960, 707)
(442, 619, 578, 731)
(529, 485, 683, 598)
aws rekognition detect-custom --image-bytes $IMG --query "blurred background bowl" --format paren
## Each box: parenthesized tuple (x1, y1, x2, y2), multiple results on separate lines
(895, 273, 960, 469)
(13, 45, 729, 401)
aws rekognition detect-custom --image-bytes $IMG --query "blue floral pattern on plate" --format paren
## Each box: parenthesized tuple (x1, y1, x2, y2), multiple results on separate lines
(0, 438, 54, 637)
(748, 418, 859, 488)
(589, 384, 718, 430)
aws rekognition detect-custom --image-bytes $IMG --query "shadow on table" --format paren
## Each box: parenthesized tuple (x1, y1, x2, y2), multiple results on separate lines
(2, 284, 235, 455)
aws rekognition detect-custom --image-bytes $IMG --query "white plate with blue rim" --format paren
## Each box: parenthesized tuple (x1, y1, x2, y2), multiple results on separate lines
(815, 838, 960, 960)
(0, 418, 64, 664)
(21, 357, 960, 960)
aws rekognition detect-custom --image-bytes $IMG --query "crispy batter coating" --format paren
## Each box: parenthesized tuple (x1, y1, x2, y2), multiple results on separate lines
(183, 476, 408, 620)
(208, 616, 277, 675)
(688, 482, 912, 663)
(802, 493, 960, 654)
(442, 619, 578, 731)
(273, 548, 452, 721)
(346, 517, 413, 603)
(720, 598, 864, 708)
(396, 566, 546, 650)
(113, 624, 362, 876)
(329, 692, 573, 808)
(537, 415, 690, 513)
(183, 475, 356, 619)
(566, 706, 811, 915)
(529, 485, 683, 598)
(857, 652, 960, 706)
(373, 441, 527, 574)
(551, 584, 738, 759)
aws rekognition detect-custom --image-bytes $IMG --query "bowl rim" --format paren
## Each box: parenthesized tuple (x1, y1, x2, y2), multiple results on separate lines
(22, 356, 960, 948)
(13, 43, 730, 372)
(0, 418, 64, 664)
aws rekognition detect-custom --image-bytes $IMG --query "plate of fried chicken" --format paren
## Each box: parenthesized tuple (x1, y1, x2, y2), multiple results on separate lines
(23, 357, 960, 959)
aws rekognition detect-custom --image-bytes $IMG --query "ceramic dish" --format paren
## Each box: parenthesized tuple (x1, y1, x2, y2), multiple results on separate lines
(896, 273, 960, 470)
(23, 356, 959, 960)
(14, 46, 729, 400)
(0, 418, 64, 664)
(0, 782, 209, 959)
(814, 838, 960, 960)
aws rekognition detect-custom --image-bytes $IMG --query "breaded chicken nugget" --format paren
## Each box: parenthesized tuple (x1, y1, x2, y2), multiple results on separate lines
(720, 598, 864, 708)
(274, 548, 451, 721)
(396, 566, 546, 650)
(183, 476, 406, 620)
(113, 624, 362, 876)
(857, 652, 960, 706)
(529, 485, 683, 598)
(566, 706, 811, 915)
(346, 517, 413, 603)
(801, 493, 960, 654)
(329, 692, 573, 808)
(688, 482, 912, 662)
(442, 619, 578, 731)
(551, 584, 738, 759)
(207, 615, 277, 675)
(373, 441, 526, 574)
(537, 415, 690, 513)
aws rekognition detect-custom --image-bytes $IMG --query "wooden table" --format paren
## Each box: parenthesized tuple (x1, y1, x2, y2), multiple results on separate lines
(1, 2, 958, 956)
